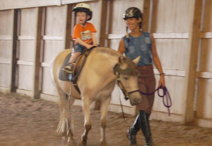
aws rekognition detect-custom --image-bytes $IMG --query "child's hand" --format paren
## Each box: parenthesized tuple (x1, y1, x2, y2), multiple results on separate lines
(86, 44, 94, 49)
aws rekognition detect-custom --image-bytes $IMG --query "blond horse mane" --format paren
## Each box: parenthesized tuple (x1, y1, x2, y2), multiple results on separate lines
(95, 47, 121, 58)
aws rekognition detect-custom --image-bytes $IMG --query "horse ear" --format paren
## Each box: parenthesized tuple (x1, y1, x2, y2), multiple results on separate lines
(133, 56, 141, 65)
(118, 56, 125, 64)
(118, 56, 127, 69)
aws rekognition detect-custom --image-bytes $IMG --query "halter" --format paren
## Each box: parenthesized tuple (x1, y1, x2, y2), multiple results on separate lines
(116, 78, 140, 100)
(113, 57, 140, 100)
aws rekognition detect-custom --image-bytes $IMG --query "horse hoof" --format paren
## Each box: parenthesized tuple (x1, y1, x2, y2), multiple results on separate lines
(101, 143, 108, 146)
(61, 137, 67, 145)
(100, 140, 108, 146)
(67, 141, 76, 146)
(67, 137, 76, 146)
(77, 139, 87, 146)
(130, 144, 138, 146)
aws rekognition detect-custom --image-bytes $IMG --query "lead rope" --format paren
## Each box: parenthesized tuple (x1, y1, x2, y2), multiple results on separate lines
(117, 84, 172, 118)
(116, 84, 126, 119)
(117, 84, 138, 131)
(139, 85, 172, 116)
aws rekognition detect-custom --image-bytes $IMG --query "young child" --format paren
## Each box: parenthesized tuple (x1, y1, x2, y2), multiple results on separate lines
(64, 3, 97, 73)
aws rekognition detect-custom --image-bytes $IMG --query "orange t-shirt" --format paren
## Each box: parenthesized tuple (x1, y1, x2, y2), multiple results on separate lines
(72, 22, 97, 44)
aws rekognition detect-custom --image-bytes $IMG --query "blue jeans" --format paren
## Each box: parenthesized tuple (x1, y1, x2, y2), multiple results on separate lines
(74, 43, 99, 53)
(74, 43, 87, 53)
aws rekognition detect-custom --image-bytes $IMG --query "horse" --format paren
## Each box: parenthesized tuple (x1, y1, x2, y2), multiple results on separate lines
(50, 47, 141, 146)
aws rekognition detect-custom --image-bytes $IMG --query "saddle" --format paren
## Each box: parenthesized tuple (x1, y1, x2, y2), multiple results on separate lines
(59, 46, 96, 93)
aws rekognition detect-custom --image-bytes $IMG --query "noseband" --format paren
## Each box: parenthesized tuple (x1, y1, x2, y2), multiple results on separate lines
(113, 57, 140, 100)
(116, 77, 140, 100)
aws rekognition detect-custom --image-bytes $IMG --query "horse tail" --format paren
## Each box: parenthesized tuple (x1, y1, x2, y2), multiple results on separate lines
(50, 49, 73, 134)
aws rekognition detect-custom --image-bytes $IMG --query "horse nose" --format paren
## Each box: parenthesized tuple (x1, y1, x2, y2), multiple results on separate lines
(130, 97, 142, 106)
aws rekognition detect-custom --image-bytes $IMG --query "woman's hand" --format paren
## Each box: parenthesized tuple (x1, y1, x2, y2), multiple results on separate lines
(158, 74, 165, 87)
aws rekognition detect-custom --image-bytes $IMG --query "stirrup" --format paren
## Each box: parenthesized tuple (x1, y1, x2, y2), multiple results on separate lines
(63, 63, 74, 74)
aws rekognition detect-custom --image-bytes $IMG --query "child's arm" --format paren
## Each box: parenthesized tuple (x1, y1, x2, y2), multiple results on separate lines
(73, 24, 94, 49)
(76, 38, 93, 49)
(91, 33, 97, 46)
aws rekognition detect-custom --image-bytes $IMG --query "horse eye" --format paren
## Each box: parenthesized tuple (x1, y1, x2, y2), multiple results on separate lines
(123, 77, 128, 80)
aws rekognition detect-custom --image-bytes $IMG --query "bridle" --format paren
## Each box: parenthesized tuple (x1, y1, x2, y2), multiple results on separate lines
(113, 57, 172, 117)
(116, 78, 140, 100)
(112, 57, 140, 100)
(112, 58, 140, 119)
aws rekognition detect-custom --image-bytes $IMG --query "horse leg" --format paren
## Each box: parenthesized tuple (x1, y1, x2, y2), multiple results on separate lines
(100, 95, 111, 146)
(78, 98, 92, 146)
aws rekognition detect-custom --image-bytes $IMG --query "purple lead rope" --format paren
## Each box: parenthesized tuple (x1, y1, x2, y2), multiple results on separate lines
(139, 86, 172, 116)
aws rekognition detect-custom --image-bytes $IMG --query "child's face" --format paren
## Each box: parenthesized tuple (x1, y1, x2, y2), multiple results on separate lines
(76, 12, 89, 24)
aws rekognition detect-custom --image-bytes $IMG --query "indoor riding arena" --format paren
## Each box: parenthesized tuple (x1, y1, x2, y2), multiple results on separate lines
(0, 0, 212, 146)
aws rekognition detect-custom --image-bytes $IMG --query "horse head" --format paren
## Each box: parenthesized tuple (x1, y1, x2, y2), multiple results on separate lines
(113, 56, 142, 105)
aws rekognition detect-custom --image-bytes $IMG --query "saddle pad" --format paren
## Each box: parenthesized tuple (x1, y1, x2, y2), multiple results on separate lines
(59, 52, 72, 81)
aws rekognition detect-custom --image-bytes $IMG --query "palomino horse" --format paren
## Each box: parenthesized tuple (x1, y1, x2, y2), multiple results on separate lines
(50, 47, 141, 146)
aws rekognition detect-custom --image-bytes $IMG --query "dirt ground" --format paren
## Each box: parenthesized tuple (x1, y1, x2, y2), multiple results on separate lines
(1, 92, 212, 146)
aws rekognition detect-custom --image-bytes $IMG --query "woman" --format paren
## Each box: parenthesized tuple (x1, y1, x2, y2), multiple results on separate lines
(118, 7, 165, 146)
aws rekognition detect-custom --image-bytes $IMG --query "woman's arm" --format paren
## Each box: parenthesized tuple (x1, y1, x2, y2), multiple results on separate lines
(118, 39, 126, 54)
(150, 33, 165, 87)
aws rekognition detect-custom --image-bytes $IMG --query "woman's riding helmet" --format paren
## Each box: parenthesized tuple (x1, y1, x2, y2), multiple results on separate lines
(123, 7, 143, 28)
(73, 3, 92, 21)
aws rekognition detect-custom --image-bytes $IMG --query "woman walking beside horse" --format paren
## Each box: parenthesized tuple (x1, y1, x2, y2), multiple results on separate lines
(118, 7, 165, 146)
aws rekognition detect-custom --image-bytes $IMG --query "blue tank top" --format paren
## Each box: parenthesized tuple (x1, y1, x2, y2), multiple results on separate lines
(123, 31, 153, 67)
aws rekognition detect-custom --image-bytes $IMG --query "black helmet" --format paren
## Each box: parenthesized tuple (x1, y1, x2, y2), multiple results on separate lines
(73, 3, 92, 21)
(123, 7, 143, 20)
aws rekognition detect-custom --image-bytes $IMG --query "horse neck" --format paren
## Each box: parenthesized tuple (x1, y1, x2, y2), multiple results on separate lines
(87, 48, 121, 81)
(94, 47, 120, 69)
